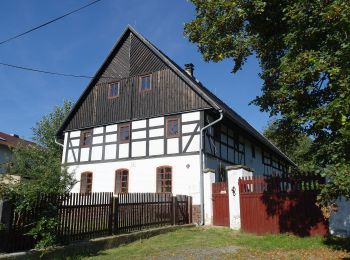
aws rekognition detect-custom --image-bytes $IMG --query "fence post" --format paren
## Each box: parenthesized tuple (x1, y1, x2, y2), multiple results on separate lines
(187, 196, 192, 224)
(0, 199, 13, 252)
(0, 200, 12, 232)
(112, 197, 119, 234)
(108, 193, 113, 235)
(172, 196, 178, 225)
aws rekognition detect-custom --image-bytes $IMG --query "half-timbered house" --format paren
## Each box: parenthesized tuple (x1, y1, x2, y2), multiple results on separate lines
(57, 26, 295, 223)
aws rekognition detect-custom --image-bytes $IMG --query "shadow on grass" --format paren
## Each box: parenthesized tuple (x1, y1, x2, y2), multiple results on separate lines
(323, 235, 350, 253)
(42, 242, 126, 260)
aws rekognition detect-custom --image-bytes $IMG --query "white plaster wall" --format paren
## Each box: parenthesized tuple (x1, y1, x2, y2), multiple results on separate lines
(70, 139, 80, 147)
(104, 144, 117, 160)
(106, 124, 118, 132)
(182, 111, 200, 122)
(68, 154, 201, 204)
(80, 148, 89, 162)
(93, 136, 103, 144)
(91, 146, 103, 161)
(203, 170, 215, 225)
(149, 139, 164, 155)
(105, 133, 117, 143)
(182, 135, 200, 153)
(167, 138, 179, 154)
(149, 128, 164, 137)
(119, 143, 129, 158)
(132, 130, 146, 140)
(182, 123, 197, 133)
(93, 127, 104, 135)
(132, 120, 146, 129)
(70, 130, 81, 138)
(63, 111, 202, 165)
(330, 198, 350, 237)
(131, 141, 146, 157)
(67, 148, 79, 163)
(149, 117, 164, 127)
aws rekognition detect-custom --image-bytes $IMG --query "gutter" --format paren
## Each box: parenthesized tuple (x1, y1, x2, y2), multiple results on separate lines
(199, 109, 223, 225)
(54, 137, 64, 148)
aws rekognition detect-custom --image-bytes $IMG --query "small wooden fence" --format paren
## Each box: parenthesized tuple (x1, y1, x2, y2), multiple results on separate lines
(1, 192, 192, 253)
(114, 194, 191, 234)
(238, 174, 328, 236)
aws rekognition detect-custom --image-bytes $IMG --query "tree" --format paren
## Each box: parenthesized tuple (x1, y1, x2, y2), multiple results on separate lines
(0, 100, 75, 248)
(263, 120, 315, 173)
(184, 0, 350, 207)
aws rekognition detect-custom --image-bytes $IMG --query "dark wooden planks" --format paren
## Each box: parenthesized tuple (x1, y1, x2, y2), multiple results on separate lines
(2, 192, 192, 253)
(238, 174, 327, 236)
(64, 30, 210, 132)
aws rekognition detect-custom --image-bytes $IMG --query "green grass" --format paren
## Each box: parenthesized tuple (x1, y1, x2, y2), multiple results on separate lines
(68, 227, 342, 259)
(230, 231, 325, 251)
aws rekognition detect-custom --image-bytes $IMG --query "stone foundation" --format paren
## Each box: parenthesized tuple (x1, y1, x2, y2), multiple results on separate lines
(192, 205, 201, 224)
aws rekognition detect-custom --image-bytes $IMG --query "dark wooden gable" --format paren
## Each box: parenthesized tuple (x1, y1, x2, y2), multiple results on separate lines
(61, 28, 211, 132)
(97, 33, 131, 84)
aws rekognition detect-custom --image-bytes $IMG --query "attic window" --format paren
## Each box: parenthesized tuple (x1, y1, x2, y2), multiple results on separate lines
(119, 124, 130, 143)
(166, 117, 180, 138)
(109, 82, 120, 98)
(80, 129, 92, 147)
(140, 74, 151, 91)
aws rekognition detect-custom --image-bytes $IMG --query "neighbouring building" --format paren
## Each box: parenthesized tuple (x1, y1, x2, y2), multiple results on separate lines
(0, 132, 34, 175)
(56, 26, 295, 223)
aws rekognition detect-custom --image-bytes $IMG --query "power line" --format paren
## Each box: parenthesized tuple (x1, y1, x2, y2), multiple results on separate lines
(0, 61, 123, 80)
(0, 61, 103, 79)
(0, 0, 103, 46)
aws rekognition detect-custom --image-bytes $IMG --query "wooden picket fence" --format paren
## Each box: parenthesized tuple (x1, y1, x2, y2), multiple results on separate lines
(238, 174, 328, 236)
(114, 193, 191, 234)
(1, 192, 192, 253)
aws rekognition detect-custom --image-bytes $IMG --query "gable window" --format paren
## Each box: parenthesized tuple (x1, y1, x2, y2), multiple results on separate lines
(140, 74, 151, 91)
(166, 117, 180, 138)
(156, 166, 172, 193)
(115, 169, 128, 194)
(109, 82, 120, 98)
(80, 172, 93, 193)
(119, 124, 130, 143)
(80, 129, 92, 147)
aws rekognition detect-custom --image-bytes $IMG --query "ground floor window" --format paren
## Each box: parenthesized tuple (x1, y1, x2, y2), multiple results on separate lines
(156, 166, 172, 193)
(115, 169, 129, 194)
(80, 171, 93, 193)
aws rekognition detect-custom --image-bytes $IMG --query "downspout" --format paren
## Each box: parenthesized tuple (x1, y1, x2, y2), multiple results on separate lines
(54, 137, 64, 148)
(199, 109, 223, 225)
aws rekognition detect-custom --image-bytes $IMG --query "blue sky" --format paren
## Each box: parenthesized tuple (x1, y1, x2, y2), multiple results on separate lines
(0, 0, 269, 141)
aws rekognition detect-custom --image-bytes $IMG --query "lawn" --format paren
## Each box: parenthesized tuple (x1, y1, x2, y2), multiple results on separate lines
(69, 227, 349, 260)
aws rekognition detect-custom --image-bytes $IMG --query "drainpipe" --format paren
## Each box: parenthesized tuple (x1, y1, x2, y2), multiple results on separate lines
(199, 109, 223, 225)
(54, 137, 64, 148)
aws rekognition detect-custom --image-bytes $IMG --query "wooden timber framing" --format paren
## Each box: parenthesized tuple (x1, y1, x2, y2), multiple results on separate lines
(56, 25, 295, 167)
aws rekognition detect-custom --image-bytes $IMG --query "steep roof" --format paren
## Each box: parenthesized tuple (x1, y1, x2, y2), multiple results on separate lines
(0, 132, 35, 148)
(57, 25, 295, 166)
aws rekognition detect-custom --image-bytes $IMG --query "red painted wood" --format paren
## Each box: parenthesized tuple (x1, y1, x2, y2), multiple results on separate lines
(212, 182, 230, 226)
(238, 176, 328, 236)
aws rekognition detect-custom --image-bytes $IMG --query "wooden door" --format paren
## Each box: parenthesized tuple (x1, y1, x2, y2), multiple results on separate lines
(212, 182, 230, 226)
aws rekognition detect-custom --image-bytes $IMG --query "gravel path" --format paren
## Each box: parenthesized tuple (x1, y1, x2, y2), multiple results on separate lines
(148, 246, 241, 260)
